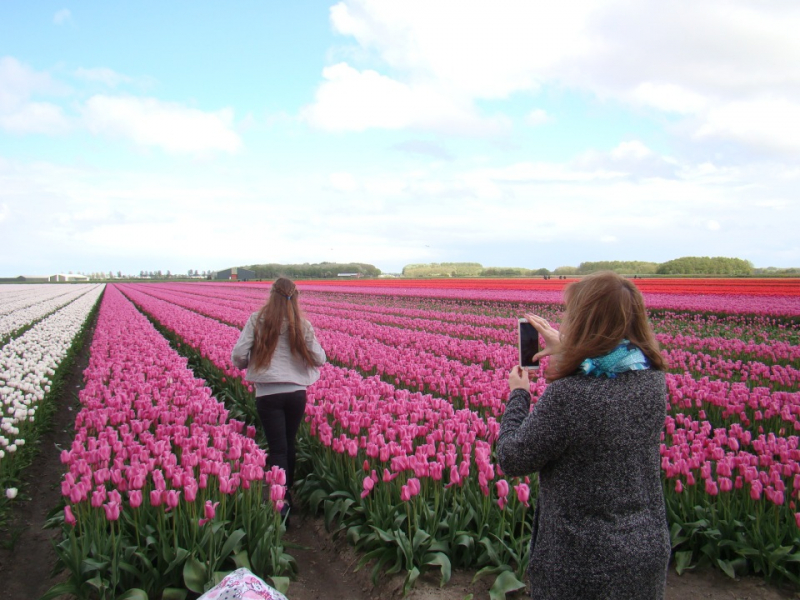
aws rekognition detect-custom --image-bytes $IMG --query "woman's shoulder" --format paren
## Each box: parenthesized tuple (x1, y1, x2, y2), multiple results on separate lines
(552, 369, 665, 392)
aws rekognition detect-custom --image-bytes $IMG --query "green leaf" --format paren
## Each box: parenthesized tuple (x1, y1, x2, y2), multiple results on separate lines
(424, 552, 452, 586)
(347, 525, 363, 545)
(403, 566, 420, 597)
(674, 551, 694, 575)
(118, 589, 149, 600)
(219, 529, 247, 560)
(233, 549, 251, 570)
(161, 589, 188, 600)
(716, 559, 736, 579)
(412, 528, 431, 552)
(373, 526, 398, 544)
(455, 533, 474, 550)
(165, 547, 190, 575)
(308, 489, 328, 513)
(478, 536, 501, 566)
(270, 576, 290, 595)
(118, 560, 145, 581)
(770, 545, 793, 562)
(472, 565, 504, 584)
(488, 570, 526, 600)
(669, 523, 687, 549)
(80, 557, 109, 575)
(183, 557, 207, 593)
(39, 582, 80, 600)
(356, 547, 389, 571)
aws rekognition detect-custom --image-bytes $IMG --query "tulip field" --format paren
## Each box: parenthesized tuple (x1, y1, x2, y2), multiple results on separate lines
(4, 277, 800, 599)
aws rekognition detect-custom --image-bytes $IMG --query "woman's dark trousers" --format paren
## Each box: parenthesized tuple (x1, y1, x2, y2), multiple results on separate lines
(255, 390, 307, 489)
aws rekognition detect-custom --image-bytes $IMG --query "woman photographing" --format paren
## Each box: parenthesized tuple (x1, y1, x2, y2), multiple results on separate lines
(232, 277, 326, 524)
(497, 271, 670, 599)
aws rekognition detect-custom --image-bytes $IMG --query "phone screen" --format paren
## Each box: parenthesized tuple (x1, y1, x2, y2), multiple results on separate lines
(519, 319, 539, 369)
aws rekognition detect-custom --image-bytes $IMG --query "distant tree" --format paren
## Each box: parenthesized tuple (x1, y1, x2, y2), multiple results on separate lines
(553, 266, 578, 275)
(402, 262, 482, 278)
(246, 262, 381, 279)
(657, 256, 753, 275)
(577, 261, 658, 275)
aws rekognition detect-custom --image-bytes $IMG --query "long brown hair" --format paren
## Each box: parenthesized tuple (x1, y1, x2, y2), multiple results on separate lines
(249, 277, 315, 370)
(547, 271, 665, 380)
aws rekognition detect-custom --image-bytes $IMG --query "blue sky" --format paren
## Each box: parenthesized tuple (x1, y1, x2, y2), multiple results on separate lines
(1, 1, 799, 276)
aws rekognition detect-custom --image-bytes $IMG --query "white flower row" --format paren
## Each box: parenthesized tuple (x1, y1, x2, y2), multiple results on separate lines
(0, 284, 79, 317)
(0, 284, 105, 466)
(0, 285, 98, 342)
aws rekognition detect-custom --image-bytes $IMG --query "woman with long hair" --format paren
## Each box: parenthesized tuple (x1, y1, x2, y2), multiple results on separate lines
(231, 277, 326, 523)
(497, 271, 670, 599)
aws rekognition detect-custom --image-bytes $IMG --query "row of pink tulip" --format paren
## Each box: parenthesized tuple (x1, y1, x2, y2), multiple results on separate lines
(116, 286, 526, 511)
(286, 283, 800, 316)
(61, 285, 285, 524)
(138, 284, 796, 371)
(120, 284, 799, 499)
(121, 285, 798, 435)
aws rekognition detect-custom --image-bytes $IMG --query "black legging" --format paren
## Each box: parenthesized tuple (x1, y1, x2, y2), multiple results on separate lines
(256, 390, 307, 489)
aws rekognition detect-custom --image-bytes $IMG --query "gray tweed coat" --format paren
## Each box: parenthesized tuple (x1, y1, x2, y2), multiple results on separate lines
(497, 370, 671, 600)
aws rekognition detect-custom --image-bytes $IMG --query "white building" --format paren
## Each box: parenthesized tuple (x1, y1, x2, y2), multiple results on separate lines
(49, 274, 90, 282)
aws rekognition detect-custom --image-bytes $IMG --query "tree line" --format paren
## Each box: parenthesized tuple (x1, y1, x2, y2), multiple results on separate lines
(402, 257, 761, 277)
(244, 262, 382, 279)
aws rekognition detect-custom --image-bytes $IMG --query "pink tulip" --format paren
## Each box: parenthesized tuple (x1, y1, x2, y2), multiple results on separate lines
(361, 476, 375, 499)
(514, 482, 530, 506)
(64, 505, 77, 526)
(129, 490, 143, 508)
(103, 501, 121, 521)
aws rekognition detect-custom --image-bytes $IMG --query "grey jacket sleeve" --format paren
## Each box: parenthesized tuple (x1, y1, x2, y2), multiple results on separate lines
(304, 321, 327, 366)
(497, 385, 572, 477)
(231, 314, 256, 369)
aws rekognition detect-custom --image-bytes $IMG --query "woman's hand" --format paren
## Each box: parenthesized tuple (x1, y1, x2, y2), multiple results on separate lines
(508, 365, 530, 391)
(525, 313, 562, 361)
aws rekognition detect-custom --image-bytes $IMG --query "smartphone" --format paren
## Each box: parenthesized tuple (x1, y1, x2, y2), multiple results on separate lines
(518, 318, 539, 370)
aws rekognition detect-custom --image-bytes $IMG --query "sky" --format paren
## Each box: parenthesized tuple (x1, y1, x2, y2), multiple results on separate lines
(1, 0, 799, 276)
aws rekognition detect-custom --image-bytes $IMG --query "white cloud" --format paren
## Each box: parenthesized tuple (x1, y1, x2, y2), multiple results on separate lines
(74, 67, 132, 87)
(707, 220, 721, 231)
(53, 9, 71, 25)
(631, 83, 708, 114)
(695, 96, 800, 154)
(0, 57, 70, 134)
(525, 109, 550, 127)
(302, 62, 508, 135)
(610, 141, 652, 160)
(0, 101, 70, 134)
(316, 1, 800, 155)
(3, 147, 800, 275)
(82, 95, 242, 154)
(0, 56, 61, 112)
(329, 172, 359, 192)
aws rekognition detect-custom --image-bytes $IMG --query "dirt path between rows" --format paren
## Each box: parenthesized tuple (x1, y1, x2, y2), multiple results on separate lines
(0, 309, 796, 600)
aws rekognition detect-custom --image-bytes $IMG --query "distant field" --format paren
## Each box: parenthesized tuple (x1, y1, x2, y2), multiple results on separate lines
(288, 277, 800, 296)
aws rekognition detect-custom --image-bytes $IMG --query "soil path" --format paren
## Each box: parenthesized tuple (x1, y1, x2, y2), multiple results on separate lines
(0, 310, 796, 600)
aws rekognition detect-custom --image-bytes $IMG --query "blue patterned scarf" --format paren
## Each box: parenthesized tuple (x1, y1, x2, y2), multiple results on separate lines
(579, 339, 650, 378)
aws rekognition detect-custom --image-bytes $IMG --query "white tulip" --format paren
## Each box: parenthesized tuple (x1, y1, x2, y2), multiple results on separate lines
(5, 487, 18, 499)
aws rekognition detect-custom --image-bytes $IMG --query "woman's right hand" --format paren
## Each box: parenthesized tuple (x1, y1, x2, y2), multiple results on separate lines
(524, 313, 562, 361)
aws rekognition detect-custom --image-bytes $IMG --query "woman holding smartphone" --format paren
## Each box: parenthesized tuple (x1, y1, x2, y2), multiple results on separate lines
(231, 277, 326, 525)
(497, 271, 670, 599)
